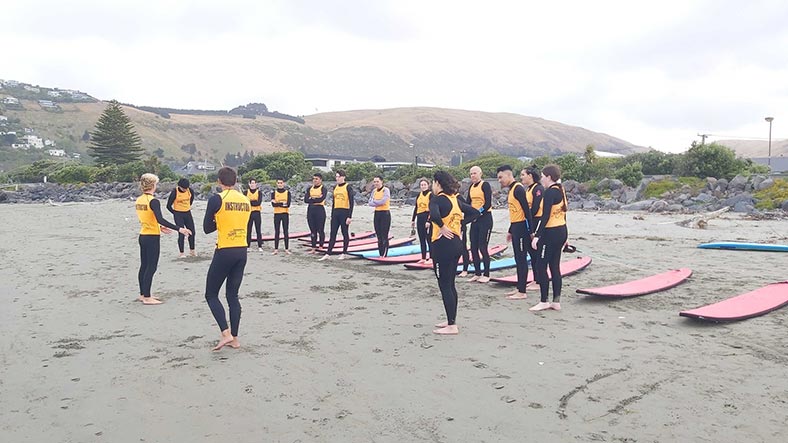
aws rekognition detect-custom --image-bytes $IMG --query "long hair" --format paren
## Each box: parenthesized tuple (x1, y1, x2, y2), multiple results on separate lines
(433, 170, 459, 194)
(542, 164, 567, 212)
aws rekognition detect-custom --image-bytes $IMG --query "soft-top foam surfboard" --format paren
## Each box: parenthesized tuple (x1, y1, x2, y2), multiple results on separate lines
(459, 257, 518, 274)
(251, 231, 311, 242)
(697, 242, 788, 252)
(308, 235, 392, 250)
(400, 245, 509, 268)
(576, 268, 691, 298)
(489, 256, 591, 285)
(317, 237, 415, 254)
(679, 282, 788, 322)
(351, 245, 423, 258)
(298, 230, 376, 243)
(369, 244, 508, 264)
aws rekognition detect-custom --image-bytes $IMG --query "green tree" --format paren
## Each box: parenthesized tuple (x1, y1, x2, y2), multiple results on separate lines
(461, 153, 525, 178)
(613, 161, 644, 187)
(239, 152, 310, 180)
(88, 100, 144, 165)
(676, 142, 740, 179)
(336, 162, 383, 181)
(625, 150, 678, 175)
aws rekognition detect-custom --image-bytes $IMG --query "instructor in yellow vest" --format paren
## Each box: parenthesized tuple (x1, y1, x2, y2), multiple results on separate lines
(368, 175, 391, 257)
(166, 178, 196, 258)
(203, 167, 251, 351)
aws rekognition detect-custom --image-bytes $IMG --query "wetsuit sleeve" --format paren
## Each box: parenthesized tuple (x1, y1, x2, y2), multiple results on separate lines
(308, 187, 327, 204)
(459, 198, 481, 224)
(513, 184, 532, 233)
(348, 186, 355, 218)
(189, 188, 195, 206)
(249, 191, 262, 207)
(304, 188, 311, 204)
(285, 190, 291, 207)
(412, 202, 418, 221)
(203, 194, 221, 234)
(150, 199, 179, 230)
(535, 187, 559, 238)
(270, 191, 279, 207)
(530, 185, 544, 219)
(481, 182, 492, 213)
(166, 189, 177, 214)
(370, 187, 390, 206)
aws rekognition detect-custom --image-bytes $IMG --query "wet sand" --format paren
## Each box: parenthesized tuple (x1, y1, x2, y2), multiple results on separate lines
(1, 200, 787, 442)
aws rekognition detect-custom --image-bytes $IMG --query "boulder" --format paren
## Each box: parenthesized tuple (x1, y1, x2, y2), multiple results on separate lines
(728, 174, 747, 191)
(757, 178, 775, 191)
(0, 190, 7, 203)
(568, 200, 583, 211)
(649, 200, 669, 213)
(694, 192, 714, 203)
(706, 177, 718, 190)
(751, 175, 766, 190)
(621, 199, 656, 211)
(602, 200, 621, 210)
(781, 200, 788, 212)
(596, 178, 610, 191)
(609, 179, 624, 191)
(563, 180, 578, 194)
(667, 204, 684, 212)
(733, 201, 754, 213)
(581, 200, 598, 210)
(715, 178, 728, 192)
(723, 193, 753, 208)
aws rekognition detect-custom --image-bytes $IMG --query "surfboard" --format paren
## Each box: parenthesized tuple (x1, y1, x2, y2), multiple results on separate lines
(576, 268, 692, 298)
(368, 244, 508, 264)
(307, 235, 392, 249)
(489, 256, 591, 284)
(459, 257, 518, 274)
(297, 230, 376, 243)
(400, 245, 509, 268)
(679, 282, 788, 322)
(351, 244, 423, 258)
(317, 237, 415, 254)
(697, 242, 788, 252)
(251, 231, 311, 242)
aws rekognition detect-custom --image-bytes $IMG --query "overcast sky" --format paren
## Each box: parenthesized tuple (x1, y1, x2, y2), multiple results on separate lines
(3, 0, 787, 153)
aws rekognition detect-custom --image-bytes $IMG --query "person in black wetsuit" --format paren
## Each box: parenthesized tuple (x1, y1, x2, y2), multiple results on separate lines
(466, 166, 493, 283)
(320, 169, 356, 260)
(166, 177, 196, 258)
(368, 175, 391, 257)
(410, 178, 432, 264)
(304, 173, 327, 253)
(530, 164, 569, 312)
(270, 178, 291, 255)
(521, 166, 544, 294)
(429, 171, 480, 335)
(496, 165, 533, 300)
(135, 173, 192, 305)
(203, 167, 251, 351)
(245, 179, 263, 251)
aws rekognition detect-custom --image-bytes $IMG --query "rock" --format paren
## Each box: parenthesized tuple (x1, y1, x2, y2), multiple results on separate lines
(602, 200, 621, 210)
(0, 190, 7, 203)
(568, 200, 583, 211)
(694, 193, 714, 203)
(649, 200, 669, 213)
(581, 200, 598, 210)
(733, 201, 754, 213)
(715, 178, 728, 192)
(635, 180, 650, 200)
(706, 177, 718, 190)
(751, 175, 766, 190)
(596, 178, 610, 191)
(757, 178, 774, 191)
(781, 200, 788, 212)
(487, 179, 501, 192)
(728, 174, 747, 191)
(621, 199, 656, 211)
(621, 189, 638, 204)
(563, 180, 578, 194)
(723, 193, 753, 208)
(667, 204, 684, 212)
(609, 179, 624, 191)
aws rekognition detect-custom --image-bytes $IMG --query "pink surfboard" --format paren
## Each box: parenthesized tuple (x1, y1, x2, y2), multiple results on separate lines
(679, 281, 788, 322)
(309, 234, 391, 250)
(401, 245, 509, 269)
(376, 244, 508, 265)
(298, 230, 375, 243)
(319, 237, 415, 254)
(577, 268, 692, 298)
(489, 256, 592, 285)
(251, 231, 311, 242)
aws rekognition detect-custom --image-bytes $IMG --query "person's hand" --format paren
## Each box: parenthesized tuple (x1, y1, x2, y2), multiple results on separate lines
(179, 227, 192, 237)
(346, 218, 352, 225)
(439, 225, 455, 240)
(531, 237, 539, 250)
(161, 226, 173, 234)
(411, 221, 415, 227)
(506, 232, 512, 243)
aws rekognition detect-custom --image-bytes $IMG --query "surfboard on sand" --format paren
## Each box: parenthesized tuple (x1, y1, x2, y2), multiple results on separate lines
(298, 230, 376, 244)
(372, 244, 508, 264)
(317, 237, 415, 254)
(679, 281, 788, 322)
(251, 231, 311, 242)
(309, 235, 392, 250)
(400, 245, 509, 268)
(697, 242, 788, 252)
(489, 256, 591, 285)
(351, 245, 422, 258)
(577, 268, 692, 298)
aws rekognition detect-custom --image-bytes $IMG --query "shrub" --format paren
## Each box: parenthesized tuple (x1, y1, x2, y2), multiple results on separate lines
(644, 178, 680, 198)
(613, 162, 643, 187)
(51, 165, 96, 183)
(242, 169, 270, 184)
(754, 179, 788, 210)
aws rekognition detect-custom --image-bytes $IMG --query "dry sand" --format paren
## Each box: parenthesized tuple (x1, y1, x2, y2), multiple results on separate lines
(1, 199, 787, 442)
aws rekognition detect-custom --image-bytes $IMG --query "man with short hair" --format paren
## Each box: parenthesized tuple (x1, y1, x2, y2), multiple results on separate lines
(466, 166, 494, 283)
(271, 178, 291, 255)
(496, 165, 532, 300)
(304, 173, 327, 253)
(320, 170, 355, 260)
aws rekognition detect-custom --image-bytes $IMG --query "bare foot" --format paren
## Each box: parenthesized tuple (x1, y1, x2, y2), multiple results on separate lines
(432, 325, 459, 335)
(529, 302, 552, 311)
(504, 289, 519, 296)
(272, 249, 279, 255)
(416, 259, 426, 264)
(478, 276, 490, 283)
(506, 293, 528, 300)
(458, 271, 468, 277)
(550, 302, 562, 311)
(142, 297, 163, 305)
(212, 333, 234, 351)
(434, 321, 448, 328)
(228, 338, 240, 349)
(467, 275, 480, 282)
(189, 250, 197, 257)
(285, 250, 292, 255)
(178, 253, 186, 259)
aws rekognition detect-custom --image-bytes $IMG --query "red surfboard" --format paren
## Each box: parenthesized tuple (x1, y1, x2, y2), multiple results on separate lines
(679, 282, 788, 322)
(318, 237, 415, 254)
(251, 231, 311, 242)
(577, 268, 692, 298)
(489, 256, 592, 284)
(372, 244, 508, 265)
(298, 230, 376, 243)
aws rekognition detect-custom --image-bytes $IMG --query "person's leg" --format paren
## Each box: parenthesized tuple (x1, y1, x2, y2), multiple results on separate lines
(374, 212, 384, 255)
(224, 249, 246, 342)
(141, 236, 161, 304)
(326, 211, 341, 254)
(253, 212, 262, 248)
(506, 224, 528, 299)
(478, 214, 493, 278)
(173, 212, 186, 254)
(530, 236, 554, 311)
(247, 214, 254, 248)
(138, 235, 147, 297)
(282, 214, 290, 250)
(185, 211, 196, 253)
(549, 226, 568, 306)
(469, 222, 482, 277)
(273, 213, 282, 250)
(381, 211, 391, 256)
(316, 208, 326, 249)
(459, 224, 469, 275)
(417, 213, 429, 260)
(433, 239, 461, 334)
(338, 211, 350, 255)
(205, 249, 231, 349)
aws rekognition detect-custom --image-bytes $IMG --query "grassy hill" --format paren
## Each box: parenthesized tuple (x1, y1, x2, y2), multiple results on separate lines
(2, 99, 647, 170)
(714, 139, 788, 158)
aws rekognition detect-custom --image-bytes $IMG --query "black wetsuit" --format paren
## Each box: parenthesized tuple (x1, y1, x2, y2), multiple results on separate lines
(271, 188, 292, 250)
(534, 184, 568, 303)
(327, 183, 356, 254)
(166, 187, 196, 253)
(468, 181, 493, 277)
(138, 197, 179, 297)
(304, 185, 327, 249)
(411, 190, 432, 260)
(246, 188, 263, 248)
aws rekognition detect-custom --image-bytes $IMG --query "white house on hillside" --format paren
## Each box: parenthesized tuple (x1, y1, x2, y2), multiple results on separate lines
(25, 135, 44, 149)
(48, 149, 66, 157)
(2, 96, 20, 105)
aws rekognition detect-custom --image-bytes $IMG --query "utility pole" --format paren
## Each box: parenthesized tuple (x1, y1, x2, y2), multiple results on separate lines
(697, 133, 709, 145)
(765, 117, 774, 167)
(409, 142, 416, 170)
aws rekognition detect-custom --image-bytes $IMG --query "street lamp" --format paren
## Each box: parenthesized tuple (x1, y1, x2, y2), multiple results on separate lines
(765, 117, 774, 167)
(409, 142, 416, 170)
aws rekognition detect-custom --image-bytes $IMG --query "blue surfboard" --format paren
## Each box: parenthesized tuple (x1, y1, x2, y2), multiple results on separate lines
(698, 242, 788, 252)
(458, 256, 523, 274)
(350, 245, 423, 258)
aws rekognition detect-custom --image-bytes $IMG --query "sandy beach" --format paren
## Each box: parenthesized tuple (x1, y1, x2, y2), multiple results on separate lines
(1, 199, 787, 442)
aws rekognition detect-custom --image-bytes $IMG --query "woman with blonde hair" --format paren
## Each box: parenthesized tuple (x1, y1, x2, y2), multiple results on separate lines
(135, 173, 192, 305)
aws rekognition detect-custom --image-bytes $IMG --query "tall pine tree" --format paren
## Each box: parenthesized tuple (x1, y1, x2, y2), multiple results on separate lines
(88, 100, 144, 165)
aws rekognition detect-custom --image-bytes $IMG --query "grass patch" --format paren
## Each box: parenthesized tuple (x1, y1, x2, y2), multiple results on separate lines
(644, 178, 680, 199)
(677, 176, 706, 192)
(754, 178, 788, 210)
